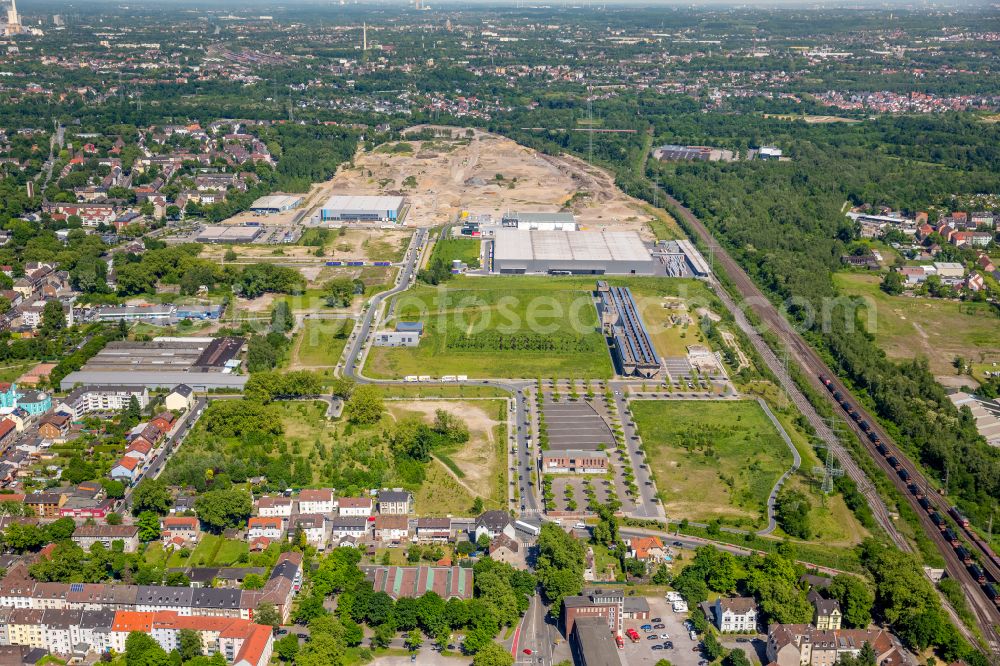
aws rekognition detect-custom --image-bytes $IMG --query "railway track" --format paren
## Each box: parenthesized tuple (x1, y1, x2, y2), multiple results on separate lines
(660, 190, 1000, 645)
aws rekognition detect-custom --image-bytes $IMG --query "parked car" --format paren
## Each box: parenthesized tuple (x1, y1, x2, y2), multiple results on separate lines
(647, 635, 659, 641)
(653, 624, 666, 629)
(652, 645, 664, 651)
(641, 624, 653, 631)
(651, 617, 662, 623)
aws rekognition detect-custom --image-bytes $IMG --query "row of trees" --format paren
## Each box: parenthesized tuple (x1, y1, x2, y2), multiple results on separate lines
(445, 330, 600, 353)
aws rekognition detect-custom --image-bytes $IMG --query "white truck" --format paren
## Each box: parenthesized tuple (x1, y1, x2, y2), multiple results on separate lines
(515, 520, 540, 536)
(404, 376, 419, 383)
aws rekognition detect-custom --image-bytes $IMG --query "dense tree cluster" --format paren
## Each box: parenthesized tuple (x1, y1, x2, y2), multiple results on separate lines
(672, 546, 814, 625)
(244, 371, 322, 404)
(774, 489, 812, 539)
(535, 523, 586, 618)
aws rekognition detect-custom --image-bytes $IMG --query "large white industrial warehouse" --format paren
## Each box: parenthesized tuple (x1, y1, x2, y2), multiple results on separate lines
(319, 195, 405, 223)
(491, 229, 656, 275)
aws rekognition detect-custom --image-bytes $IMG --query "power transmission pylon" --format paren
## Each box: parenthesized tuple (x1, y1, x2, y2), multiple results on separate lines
(813, 419, 845, 498)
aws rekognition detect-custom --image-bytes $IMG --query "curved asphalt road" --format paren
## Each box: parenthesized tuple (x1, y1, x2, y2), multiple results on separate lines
(755, 397, 801, 536)
(340, 229, 542, 524)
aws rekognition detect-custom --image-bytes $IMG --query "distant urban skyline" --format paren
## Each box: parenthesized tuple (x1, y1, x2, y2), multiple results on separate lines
(21, 0, 998, 7)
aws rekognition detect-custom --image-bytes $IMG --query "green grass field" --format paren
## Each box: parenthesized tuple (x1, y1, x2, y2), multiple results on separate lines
(293, 318, 354, 367)
(631, 400, 793, 529)
(366, 275, 718, 379)
(367, 277, 613, 379)
(431, 236, 482, 268)
(834, 272, 1000, 378)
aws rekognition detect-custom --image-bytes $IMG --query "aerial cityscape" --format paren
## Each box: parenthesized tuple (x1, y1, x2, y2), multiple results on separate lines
(0, 0, 993, 665)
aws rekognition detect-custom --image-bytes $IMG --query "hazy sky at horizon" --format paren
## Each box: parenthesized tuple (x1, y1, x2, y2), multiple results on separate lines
(31, 0, 995, 6)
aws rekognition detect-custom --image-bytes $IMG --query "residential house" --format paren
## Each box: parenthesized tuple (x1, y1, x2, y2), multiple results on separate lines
(110, 456, 141, 483)
(149, 412, 177, 435)
(809, 591, 843, 631)
(337, 497, 373, 517)
(37, 414, 70, 440)
(164, 384, 194, 412)
(0, 420, 16, 449)
(766, 625, 906, 666)
(124, 440, 152, 461)
(55, 385, 149, 420)
(288, 515, 327, 550)
(24, 493, 64, 519)
(330, 517, 369, 541)
(475, 510, 516, 542)
(297, 489, 335, 515)
(713, 597, 758, 633)
(161, 517, 200, 546)
(971, 212, 995, 228)
(373, 516, 409, 544)
(488, 533, 524, 569)
(626, 536, 669, 565)
(130, 422, 165, 450)
(377, 490, 412, 515)
(247, 518, 284, 542)
(255, 497, 293, 519)
(414, 518, 451, 543)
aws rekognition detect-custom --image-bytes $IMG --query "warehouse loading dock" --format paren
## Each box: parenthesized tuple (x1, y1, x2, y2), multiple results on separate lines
(319, 195, 405, 223)
(249, 194, 303, 214)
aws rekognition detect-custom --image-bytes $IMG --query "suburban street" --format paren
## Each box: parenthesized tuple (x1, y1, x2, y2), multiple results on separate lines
(122, 396, 207, 511)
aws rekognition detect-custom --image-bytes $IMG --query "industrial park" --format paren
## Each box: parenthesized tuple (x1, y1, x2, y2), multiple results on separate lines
(0, 2, 993, 666)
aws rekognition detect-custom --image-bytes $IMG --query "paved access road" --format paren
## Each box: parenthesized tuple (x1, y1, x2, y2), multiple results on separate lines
(608, 381, 664, 521)
(339, 229, 543, 524)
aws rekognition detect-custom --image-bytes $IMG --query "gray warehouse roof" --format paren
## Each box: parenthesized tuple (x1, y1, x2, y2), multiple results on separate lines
(60, 371, 247, 392)
(250, 194, 302, 210)
(320, 195, 404, 211)
(504, 211, 576, 224)
(493, 229, 651, 262)
(195, 225, 262, 243)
